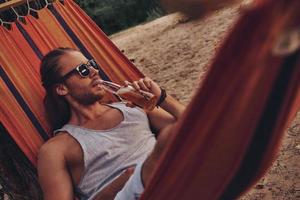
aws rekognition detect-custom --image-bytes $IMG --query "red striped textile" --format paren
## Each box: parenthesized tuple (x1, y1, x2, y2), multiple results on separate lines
(0, 0, 143, 166)
(141, 0, 300, 199)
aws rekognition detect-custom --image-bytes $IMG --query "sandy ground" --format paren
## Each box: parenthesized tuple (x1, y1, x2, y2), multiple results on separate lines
(110, 2, 300, 200)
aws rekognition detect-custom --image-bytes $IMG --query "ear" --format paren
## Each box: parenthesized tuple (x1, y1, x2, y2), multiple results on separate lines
(55, 83, 68, 96)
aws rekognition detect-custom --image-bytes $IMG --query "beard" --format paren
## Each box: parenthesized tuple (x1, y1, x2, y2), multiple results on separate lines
(70, 91, 104, 105)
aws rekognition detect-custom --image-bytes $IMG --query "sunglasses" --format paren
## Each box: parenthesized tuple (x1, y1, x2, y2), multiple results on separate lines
(58, 59, 100, 82)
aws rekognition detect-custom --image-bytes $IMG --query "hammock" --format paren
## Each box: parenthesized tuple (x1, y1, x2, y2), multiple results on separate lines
(0, 0, 299, 199)
(0, 0, 143, 166)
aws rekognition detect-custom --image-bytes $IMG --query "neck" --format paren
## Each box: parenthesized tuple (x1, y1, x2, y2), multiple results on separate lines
(68, 100, 109, 125)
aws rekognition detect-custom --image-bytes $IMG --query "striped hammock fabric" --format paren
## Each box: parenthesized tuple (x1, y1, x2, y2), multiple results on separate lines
(0, 0, 143, 166)
(141, 0, 300, 199)
(0, 0, 299, 199)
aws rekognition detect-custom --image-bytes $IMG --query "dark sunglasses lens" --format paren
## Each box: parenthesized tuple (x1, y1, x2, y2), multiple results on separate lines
(77, 64, 90, 77)
(89, 59, 100, 70)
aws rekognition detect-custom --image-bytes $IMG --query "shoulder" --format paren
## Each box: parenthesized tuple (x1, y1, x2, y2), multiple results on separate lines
(108, 102, 146, 117)
(111, 102, 146, 114)
(108, 102, 127, 109)
(38, 132, 75, 162)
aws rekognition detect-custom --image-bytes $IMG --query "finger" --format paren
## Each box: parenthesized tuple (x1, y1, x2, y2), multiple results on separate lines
(124, 80, 131, 86)
(144, 77, 152, 89)
(138, 79, 150, 91)
(132, 81, 141, 91)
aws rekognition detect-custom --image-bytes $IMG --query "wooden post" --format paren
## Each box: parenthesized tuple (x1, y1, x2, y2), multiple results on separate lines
(0, 0, 33, 12)
(0, 0, 58, 12)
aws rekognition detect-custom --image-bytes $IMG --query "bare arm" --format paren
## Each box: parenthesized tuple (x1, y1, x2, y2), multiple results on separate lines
(37, 142, 73, 200)
(147, 93, 185, 131)
(128, 77, 185, 132)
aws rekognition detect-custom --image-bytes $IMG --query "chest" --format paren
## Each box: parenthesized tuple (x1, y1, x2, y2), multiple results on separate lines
(64, 105, 152, 185)
(83, 108, 124, 130)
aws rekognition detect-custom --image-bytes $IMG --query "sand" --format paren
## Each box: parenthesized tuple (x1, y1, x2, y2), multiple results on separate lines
(110, 2, 300, 200)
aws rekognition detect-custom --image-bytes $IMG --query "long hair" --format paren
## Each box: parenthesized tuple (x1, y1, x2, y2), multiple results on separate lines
(40, 47, 77, 132)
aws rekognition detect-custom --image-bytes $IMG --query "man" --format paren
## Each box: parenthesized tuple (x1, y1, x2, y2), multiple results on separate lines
(38, 47, 185, 200)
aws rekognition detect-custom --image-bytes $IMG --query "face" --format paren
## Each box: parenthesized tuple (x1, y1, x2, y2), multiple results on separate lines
(57, 51, 106, 105)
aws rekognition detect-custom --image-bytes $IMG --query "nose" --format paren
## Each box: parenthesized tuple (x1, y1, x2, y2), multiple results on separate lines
(89, 66, 99, 77)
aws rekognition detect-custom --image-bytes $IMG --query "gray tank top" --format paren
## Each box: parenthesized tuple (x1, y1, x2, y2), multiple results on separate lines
(55, 102, 156, 200)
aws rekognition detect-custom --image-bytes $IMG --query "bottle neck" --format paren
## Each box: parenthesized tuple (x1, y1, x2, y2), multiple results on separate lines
(100, 80, 121, 94)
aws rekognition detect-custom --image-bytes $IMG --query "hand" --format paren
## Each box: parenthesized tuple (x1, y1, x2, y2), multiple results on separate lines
(94, 167, 134, 200)
(124, 77, 162, 98)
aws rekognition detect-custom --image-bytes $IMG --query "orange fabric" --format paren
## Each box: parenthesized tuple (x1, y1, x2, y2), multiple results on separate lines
(0, 24, 49, 165)
(0, 78, 44, 165)
(0, 0, 143, 166)
(0, 25, 47, 121)
(141, 0, 300, 199)
(54, 0, 144, 84)
(20, 10, 77, 56)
